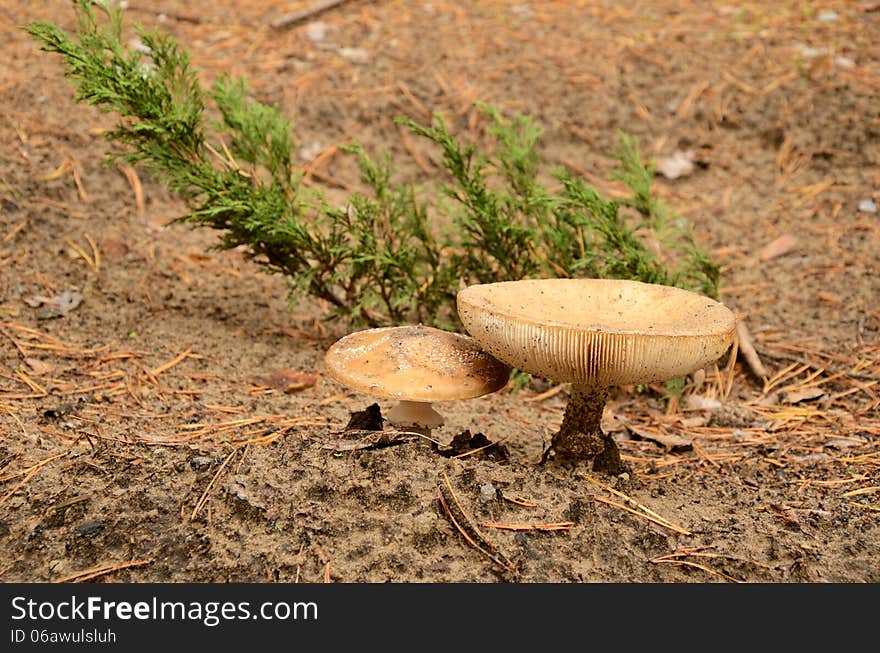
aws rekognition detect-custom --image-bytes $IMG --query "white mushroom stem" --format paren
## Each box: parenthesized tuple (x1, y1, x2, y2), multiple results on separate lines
(547, 384, 622, 474)
(385, 400, 445, 435)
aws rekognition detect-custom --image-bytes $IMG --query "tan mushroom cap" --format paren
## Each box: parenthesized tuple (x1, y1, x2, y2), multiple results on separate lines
(457, 278, 736, 387)
(324, 325, 511, 402)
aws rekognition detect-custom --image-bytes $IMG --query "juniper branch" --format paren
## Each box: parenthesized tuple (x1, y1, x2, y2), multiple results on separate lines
(27, 1, 720, 332)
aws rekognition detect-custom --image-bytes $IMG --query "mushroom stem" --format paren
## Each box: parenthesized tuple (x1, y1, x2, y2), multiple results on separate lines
(385, 400, 445, 436)
(547, 384, 623, 474)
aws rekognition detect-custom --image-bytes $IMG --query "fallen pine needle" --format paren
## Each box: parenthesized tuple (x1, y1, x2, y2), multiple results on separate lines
(593, 495, 690, 535)
(0, 452, 68, 506)
(525, 383, 568, 402)
(451, 436, 508, 459)
(502, 494, 538, 508)
(841, 486, 880, 498)
(848, 502, 879, 513)
(437, 471, 516, 573)
(190, 448, 238, 520)
(54, 559, 152, 583)
(651, 557, 742, 583)
(796, 476, 869, 487)
(65, 238, 97, 272)
(480, 521, 574, 532)
(150, 348, 193, 376)
(580, 474, 691, 535)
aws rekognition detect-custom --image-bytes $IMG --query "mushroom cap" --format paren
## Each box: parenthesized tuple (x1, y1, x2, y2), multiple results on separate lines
(457, 278, 736, 386)
(324, 325, 511, 402)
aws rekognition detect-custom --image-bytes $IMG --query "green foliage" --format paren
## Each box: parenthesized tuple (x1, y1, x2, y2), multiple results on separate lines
(27, 0, 720, 331)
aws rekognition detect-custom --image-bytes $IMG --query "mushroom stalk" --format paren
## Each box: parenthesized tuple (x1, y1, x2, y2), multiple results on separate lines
(385, 400, 445, 436)
(547, 384, 622, 474)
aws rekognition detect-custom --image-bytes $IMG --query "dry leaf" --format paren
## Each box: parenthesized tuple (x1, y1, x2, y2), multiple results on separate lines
(25, 289, 84, 319)
(683, 394, 723, 411)
(267, 369, 319, 393)
(758, 234, 799, 261)
(782, 387, 826, 404)
(626, 423, 692, 452)
(656, 150, 695, 180)
(24, 358, 53, 375)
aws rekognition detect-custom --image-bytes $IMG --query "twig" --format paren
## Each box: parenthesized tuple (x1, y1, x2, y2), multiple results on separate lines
(736, 319, 768, 381)
(271, 0, 359, 30)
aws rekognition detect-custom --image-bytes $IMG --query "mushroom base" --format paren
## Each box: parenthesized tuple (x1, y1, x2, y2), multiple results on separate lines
(544, 384, 623, 474)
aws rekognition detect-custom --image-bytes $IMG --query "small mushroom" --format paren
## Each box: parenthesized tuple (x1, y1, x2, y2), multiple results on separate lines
(457, 278, 736, 473)
(324, 325, 511, 435)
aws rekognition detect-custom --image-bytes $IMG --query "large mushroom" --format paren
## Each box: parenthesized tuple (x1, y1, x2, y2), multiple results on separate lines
(457, 278, 737, 473)
(324, 325, 511, 435)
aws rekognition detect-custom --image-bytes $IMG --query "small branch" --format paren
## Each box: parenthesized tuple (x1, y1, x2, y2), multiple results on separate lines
(736, 318, 768, 381)
(271, 0, 360, 30)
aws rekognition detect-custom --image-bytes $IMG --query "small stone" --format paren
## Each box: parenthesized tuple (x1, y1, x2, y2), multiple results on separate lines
(74, 521, 105, 538)
(190, 455, 216, 471)
(337, 47, 369, 64)
(305, 21, 328, 42)
(656, 150, 695, 180)
(799, 46, 825, 59)
(479, 483, 497, 502)
(857, 199, 877, 213)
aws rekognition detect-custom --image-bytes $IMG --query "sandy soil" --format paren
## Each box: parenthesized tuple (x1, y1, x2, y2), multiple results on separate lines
(1, 0, 878, 583)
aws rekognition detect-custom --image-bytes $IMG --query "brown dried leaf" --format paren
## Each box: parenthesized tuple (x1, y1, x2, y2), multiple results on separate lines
(782, 387, 826, 404)
(758, 234, 799, 261)
(266, 369, 319, 394)
(99, 239, 130, 259)
(24, 358, 52, 375)
(626, 423, 692, 452)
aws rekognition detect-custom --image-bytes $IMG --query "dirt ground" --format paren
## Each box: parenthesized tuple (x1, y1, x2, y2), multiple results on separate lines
(1, 0, 878, 584)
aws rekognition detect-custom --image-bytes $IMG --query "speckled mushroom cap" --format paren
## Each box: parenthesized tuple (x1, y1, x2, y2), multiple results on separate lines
(324, 325, 511, 402)
(457, 279, 736, 387)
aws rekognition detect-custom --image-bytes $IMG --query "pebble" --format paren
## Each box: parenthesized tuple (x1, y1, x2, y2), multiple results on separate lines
(479, 483, 497, 502)
(75, 521, 105, 538)
(337, 47, 369, 64)
(305, 21, 328, 43)
(857, 199, 877, 213)
(190, 455, 216, 471)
